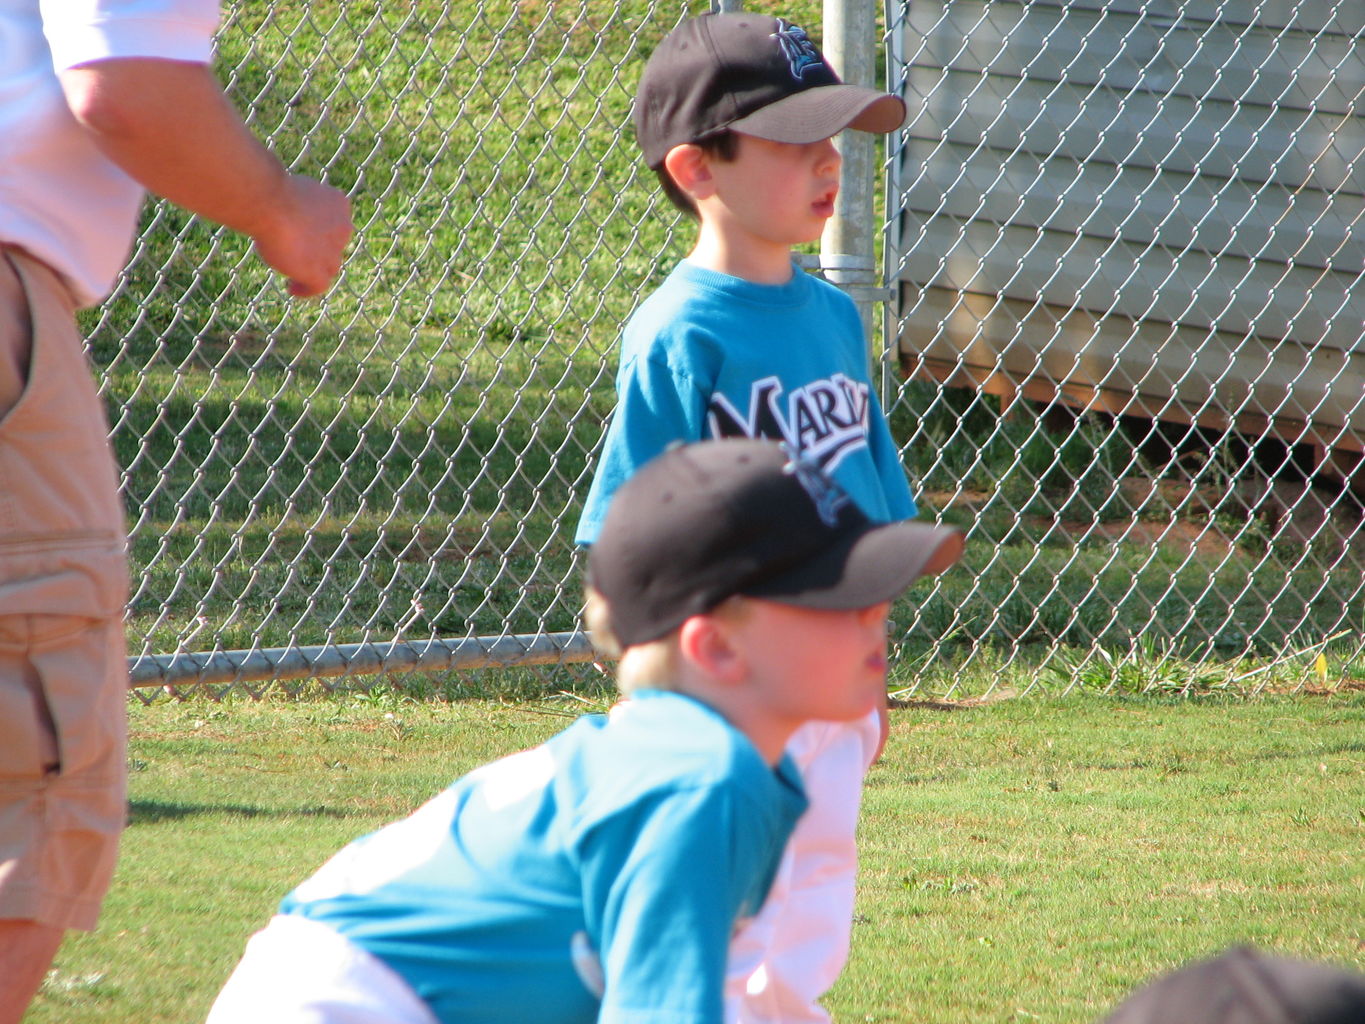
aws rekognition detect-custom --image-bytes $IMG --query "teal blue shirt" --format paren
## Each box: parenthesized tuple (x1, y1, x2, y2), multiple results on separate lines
(577, 260, 916, 544)
(279, 692, 807, 1024)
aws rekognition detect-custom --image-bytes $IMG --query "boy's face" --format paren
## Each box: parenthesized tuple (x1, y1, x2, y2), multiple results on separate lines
(705, 133, 842, 250)
(733, 598, 891, 726)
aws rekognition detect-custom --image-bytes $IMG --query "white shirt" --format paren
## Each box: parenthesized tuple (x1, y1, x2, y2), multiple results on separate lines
(0, 0, 219, 305)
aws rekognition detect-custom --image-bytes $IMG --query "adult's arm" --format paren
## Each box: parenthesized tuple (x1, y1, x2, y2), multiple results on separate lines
(58, 57, 352, 297)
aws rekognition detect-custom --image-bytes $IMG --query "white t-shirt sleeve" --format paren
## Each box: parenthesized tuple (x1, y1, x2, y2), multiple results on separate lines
(41, 0, 221, 71)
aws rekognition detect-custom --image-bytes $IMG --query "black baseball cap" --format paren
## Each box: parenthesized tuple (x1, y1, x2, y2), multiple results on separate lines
(587, 439, 963, 647)
(1102, 947, 1365, 1024)
(633, 13, 908, 170)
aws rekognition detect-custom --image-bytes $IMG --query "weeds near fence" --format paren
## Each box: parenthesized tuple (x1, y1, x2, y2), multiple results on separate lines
(1039, 630, 1361, 697)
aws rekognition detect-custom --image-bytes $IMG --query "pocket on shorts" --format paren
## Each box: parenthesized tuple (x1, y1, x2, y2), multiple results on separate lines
(0, 589, 126, 782)
(0, 251, 33, 425)
(0, 642, 59, 781)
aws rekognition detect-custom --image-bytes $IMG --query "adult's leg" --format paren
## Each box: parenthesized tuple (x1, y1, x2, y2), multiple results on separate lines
(0, 249, 129, 1023)
(0, 249, 62, 1024)
(0, 247, 30, 419)
(0, 919, 65, 1024)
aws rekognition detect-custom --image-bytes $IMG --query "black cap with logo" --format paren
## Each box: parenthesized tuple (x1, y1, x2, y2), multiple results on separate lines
(633, 13, 908, 169)
(587, 439, 963, 647)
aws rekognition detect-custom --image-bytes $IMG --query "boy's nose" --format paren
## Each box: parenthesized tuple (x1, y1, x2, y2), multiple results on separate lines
(818, 137, 842, 173)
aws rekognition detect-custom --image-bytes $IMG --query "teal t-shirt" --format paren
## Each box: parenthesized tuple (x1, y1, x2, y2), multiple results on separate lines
(279, 691, 807, 1024)
(577, 260, 916, 544)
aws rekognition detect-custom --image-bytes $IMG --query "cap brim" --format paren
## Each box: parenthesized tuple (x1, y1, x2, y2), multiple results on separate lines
(743, 522, 963, 609)
(729, 85, 907, 142)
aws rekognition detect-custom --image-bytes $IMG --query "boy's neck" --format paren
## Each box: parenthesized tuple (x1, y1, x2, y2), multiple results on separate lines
(717, 702, 797, 766)
(688, 220, 796, 286)
(672, 676, 796, 766)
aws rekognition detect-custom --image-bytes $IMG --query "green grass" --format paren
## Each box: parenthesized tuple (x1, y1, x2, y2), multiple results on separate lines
(28, 689, 1365, 1023)
(842, 691, 1365, 1023)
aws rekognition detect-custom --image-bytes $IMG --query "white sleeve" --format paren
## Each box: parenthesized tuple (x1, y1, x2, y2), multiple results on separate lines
(41, 0, 220, 70)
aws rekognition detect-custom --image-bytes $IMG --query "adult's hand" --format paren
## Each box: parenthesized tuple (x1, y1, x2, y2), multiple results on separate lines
(251, 174, 353, 298)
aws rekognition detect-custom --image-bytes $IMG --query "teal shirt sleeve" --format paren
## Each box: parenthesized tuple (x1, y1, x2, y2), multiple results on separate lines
(576, 349, 711, 546)
(830, 287, 916, 522)
(575, 782, 773, 1024)
(864, 388, 917, 521)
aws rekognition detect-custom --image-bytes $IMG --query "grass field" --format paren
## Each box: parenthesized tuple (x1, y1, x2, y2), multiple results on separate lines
(28, 688, 1365, 1024)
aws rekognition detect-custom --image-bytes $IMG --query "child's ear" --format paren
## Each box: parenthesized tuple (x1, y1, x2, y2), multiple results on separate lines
(678, 613, 744, 684)
(663, 144, 716, 201)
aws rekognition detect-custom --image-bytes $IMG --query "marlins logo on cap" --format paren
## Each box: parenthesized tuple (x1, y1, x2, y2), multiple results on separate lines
(782, 446, 850, 527)
(772, 21, 825, 80)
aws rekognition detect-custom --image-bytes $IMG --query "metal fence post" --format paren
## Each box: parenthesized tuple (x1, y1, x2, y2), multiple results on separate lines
(820, 0, 882, 344)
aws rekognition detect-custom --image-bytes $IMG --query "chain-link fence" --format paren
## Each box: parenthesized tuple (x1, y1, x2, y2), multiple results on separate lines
(886, 0, 1365, 694)
(103, 0, 1364, 700)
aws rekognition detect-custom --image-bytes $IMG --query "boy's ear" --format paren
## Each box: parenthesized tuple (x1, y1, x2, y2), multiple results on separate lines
(663, 143, 716, 202)
(678, 613, 744, 684)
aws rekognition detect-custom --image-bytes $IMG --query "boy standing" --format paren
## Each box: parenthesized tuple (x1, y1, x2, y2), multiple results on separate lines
(576, 13, 914, 1023)
(209, 439, 962, 1024)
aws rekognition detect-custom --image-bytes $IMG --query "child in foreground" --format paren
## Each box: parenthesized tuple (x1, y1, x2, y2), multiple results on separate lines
(207, 439, 962, 1024)
(576, 12, 916, 1022)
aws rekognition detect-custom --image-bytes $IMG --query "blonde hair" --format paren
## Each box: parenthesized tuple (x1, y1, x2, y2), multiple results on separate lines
(582, 586, 749, 696)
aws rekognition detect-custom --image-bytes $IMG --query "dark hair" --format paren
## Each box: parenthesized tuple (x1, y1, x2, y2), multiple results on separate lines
(655, 131, 740, 219)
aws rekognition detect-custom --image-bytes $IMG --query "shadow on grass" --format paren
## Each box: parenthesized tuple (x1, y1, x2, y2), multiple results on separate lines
(1251, 738, 1365, 761)
(128, 798, 354, 825)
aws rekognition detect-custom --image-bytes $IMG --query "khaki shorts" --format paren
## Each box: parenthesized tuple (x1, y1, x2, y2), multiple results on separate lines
(0, 246, 129, 931)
